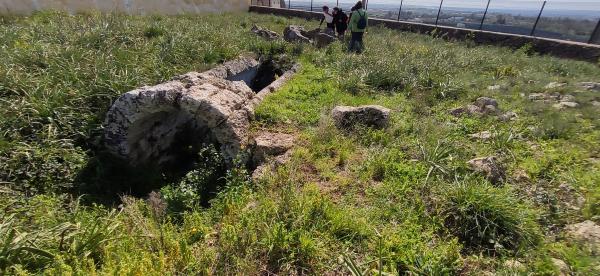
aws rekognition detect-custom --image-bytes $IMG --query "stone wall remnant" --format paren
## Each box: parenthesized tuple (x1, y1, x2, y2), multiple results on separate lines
(103, 57, 299, 168)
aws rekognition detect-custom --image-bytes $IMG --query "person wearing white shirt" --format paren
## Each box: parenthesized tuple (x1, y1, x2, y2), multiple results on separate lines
(320, 6, 335, 32)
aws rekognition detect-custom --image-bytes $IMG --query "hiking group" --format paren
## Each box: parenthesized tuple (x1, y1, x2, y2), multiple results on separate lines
(320, 1, 368, 53)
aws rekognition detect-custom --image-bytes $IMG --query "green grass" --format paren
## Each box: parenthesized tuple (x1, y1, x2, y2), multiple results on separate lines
(1, 10, 600, 274)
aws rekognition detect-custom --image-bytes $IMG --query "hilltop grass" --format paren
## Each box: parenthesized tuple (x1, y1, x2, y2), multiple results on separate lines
(1, 11, 600, 275)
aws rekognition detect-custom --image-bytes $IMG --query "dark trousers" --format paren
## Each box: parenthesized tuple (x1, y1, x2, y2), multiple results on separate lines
(348, 32, 364, 53)
(336, 25, 347, 36)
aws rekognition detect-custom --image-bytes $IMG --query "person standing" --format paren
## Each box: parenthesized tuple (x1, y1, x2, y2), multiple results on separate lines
(332, 7, 348, 38)
(319, 6, 335, 33)
(348, 1, 368, 53)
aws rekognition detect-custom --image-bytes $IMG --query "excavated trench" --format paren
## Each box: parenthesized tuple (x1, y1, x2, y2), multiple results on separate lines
(103, 56, 297, 185)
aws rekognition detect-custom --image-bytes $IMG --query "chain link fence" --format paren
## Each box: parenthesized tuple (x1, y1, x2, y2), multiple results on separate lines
(251, 0, 600, 44)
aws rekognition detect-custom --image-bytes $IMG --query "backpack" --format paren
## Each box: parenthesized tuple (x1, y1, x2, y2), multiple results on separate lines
(356, 11, 367, 29)
(340, 12, 348, 24)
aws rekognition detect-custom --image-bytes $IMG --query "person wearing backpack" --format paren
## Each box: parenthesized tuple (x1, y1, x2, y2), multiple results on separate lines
(332, 7, 348, 38)
(348, 1, 368, 53)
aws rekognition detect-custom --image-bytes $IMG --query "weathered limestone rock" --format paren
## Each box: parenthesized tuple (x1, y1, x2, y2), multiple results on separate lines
(450, 97, 508, 118)
(467, 156, 505, 184)
(504, 260, 526, 271)
(302, 28, 321, 40)
(251, 150, 293, 180)
(498, 111, 518, 122)
(469, 131, 494, 140)
(474, 97, 498, 109)
(565, 220, 600, 254)
(449, 107, 466, 117)
(104, 73, 254, 166)
(314, 32, 337, 48)
(559, 94, 576, 102)
(251, 25, 279, 40)
(283, 25, 311, 43)
(450, 104, 484, 116)
(512, 169, 531, 182)
(551, 258, 570, 276)
(103, 56, 301, 183)
(332, 105, 391, 130)
(487, 84, 502, 91)
(553, 101, 579, 109)
(528, 92, 560, 102)
(469, 104, 485, 115)
(103, 57, 299, 168)
(545, 82, 567, 89)
(251, 132, 295, 166)
(577, 82, 600, 92)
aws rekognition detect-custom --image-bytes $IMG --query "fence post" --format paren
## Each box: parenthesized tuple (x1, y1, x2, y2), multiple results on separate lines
(310, 0, 313, 11)
(480, 0, 491, 30)
(288, 0, 290, 9)
(397, 0, 403, 21)
(337, 0, 339, 7)
(530, 0, 546, 36)
(435, 0, 444, 26)
(589, 18, 600, 44)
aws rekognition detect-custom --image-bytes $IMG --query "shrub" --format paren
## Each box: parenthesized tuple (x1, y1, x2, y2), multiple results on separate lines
(161, 144, 226, 213)
(0, 141, 86, 194)
(536, 112, 576, 140)
(440, 179, 541, 254)
(143, 25, 165, 38)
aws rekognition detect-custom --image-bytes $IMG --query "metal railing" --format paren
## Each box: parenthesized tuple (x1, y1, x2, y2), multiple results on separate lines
(251, 0, 600, 45)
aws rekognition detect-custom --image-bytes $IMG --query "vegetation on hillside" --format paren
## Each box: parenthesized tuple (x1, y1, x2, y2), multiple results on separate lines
(1, 11, 599, 275)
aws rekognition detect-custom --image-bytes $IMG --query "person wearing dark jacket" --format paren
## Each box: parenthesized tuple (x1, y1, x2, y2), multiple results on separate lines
(332, 7, 348, 38)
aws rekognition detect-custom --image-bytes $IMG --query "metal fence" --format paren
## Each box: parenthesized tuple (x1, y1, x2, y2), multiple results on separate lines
(251, 0, 600, 44)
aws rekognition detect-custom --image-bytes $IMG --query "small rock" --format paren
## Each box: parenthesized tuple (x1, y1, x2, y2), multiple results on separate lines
(251, 25, 279, 40)
(512, 169, 530, 182)
(577, 82, 600, 92)
(469, 131, 494, 140)
(332, 105, 391, 130)
(592, 101, 600, 107)
(487, 85, 502, 90)
(467, 156, 505, 184)
(251, 150, 293, 180)
(551, 258, 570, 276)
(564, 220, 600, 254)
(252, 132, 295, 166)
(528, 93, 546, 101)
(465, 104, 483, 115)
(283, 25, 311, 43)
(545, 82, 567, 89)
(498, 111, 518, 122)
(449, 107, 466, 117)
(482, 104, 499, 115)
(474, 97, 499, 109)
(559, 94, 576, 102)
(528, 92, 560, 102)
(504, 259, 526, 271)
(553, 101, 579, 109)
